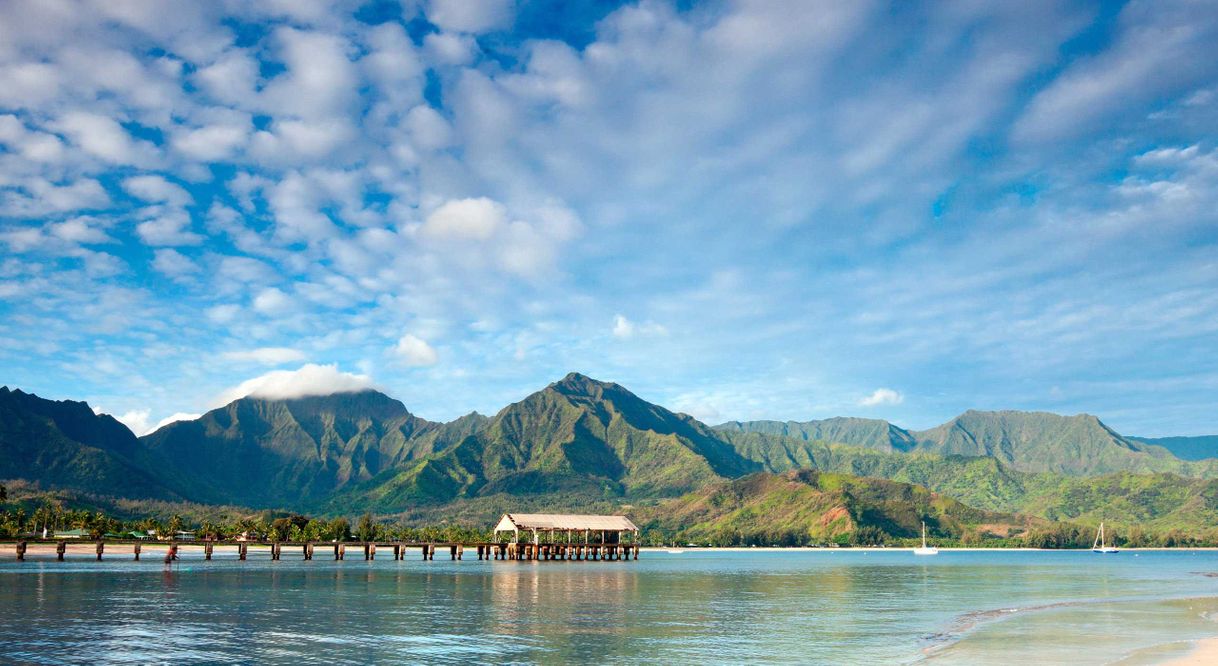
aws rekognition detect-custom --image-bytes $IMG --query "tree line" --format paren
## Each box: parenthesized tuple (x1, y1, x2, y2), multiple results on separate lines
(0, 487, 494, 542)
(3, 484, 1215, 548)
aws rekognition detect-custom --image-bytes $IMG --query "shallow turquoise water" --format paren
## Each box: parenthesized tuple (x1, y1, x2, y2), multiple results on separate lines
(2, 547, 1218, 664)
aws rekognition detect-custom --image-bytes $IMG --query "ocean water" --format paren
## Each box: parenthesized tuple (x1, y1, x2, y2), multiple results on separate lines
(2, 546, 1218, 664)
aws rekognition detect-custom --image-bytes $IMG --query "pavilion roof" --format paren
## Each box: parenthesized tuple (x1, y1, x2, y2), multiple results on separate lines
(494, 513, 638, 532)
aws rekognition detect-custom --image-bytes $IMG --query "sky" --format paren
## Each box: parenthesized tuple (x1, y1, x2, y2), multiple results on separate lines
(1, 0, 1216, 437)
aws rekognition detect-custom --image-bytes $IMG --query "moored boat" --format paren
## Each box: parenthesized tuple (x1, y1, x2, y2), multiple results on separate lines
(1092, 521, 1118, 553)
(913, 521, 938, 556)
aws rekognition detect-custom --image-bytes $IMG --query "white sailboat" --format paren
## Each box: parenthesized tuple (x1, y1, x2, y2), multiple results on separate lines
(913, 521, 938, 555)
(1092, 521, 1118, 553)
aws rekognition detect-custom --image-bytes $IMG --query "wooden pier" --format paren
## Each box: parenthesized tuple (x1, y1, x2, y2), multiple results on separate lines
(1, 539, 642, 563)
(3, 513, 644, 564)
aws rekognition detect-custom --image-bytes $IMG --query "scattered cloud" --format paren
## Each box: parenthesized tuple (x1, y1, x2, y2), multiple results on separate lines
(252, 287, 293, 315)
(392, 334, 439, 366)
(425, 0, 514, 34)
(612, 314, 668, 339)
(421, 197, 506, 241)
(860, 388, 904, 407)
(221, 347, 307, 365)
(0, 1, 1216, 433)
(151, 248, 198, 277)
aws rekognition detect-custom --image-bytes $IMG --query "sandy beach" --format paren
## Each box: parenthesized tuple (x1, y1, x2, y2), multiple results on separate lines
(1159, 637, 1218, 665)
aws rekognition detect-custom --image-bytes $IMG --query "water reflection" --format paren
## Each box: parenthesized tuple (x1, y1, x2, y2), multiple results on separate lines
(1, 551, 1218, 664)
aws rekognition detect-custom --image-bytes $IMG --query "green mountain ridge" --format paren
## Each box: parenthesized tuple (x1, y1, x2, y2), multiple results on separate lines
(0, 387, 179, 500)
(717, 430, 1218, 531)
(327, 373, 759, 512)
(717, 417, 917, 452)
(719, 410, 1215, 477)
(137, 390, 460, 507)
(639, 468, 1046, 546)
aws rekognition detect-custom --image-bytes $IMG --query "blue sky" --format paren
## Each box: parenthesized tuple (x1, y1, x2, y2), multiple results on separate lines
(1, 0, 1216, 437)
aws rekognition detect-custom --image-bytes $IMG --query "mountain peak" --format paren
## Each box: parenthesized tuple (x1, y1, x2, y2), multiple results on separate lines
(550, 372, 618, 395)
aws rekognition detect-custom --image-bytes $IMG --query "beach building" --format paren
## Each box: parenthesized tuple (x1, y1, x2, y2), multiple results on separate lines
(493, 513, 639, 545)
(54, 529, 89, 539)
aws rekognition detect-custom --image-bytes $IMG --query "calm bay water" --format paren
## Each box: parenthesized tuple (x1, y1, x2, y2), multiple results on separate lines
(2, 548, 1218, 664)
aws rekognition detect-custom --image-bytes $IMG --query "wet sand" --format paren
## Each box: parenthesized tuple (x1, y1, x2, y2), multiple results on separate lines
(1159, 637, 1218, 665)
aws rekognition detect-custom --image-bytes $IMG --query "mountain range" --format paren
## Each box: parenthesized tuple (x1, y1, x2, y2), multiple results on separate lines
(718, 410, 1204, 477)
(2, 374, 1217, 539)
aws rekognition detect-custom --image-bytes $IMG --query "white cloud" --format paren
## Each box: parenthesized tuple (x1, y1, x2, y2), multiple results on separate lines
(612, 314, 635, 338)
(215, 363, 376, 405)
(122, 175, 191, 206)
(135, 209, 204, 246)
(221, 347, 307, 365)
(55, 111, 156, 165)
(0, 114, 65, 163)
(3, 178, 110, 217)
(261, 28, 357, 119)
(421, 197, 507, 241)
(113, 408, 151, 436)
(859, 388, 904, 407)
(426, 0, 515, 34)
(1013, 2, 1218, 143)
(423, 32, 477, 66)
(151, 248, 198, 277)
(193, 49, 258, 105)
(612, 314, 667, 339)
(392, 333, 439, 366)
(253, 287, 293, 314)
(50, 217, 111, 244)
(251, 117, 355, 162)
(111, 407, 202, 436)
(405, 105, 454, 151)
(170, 122, 249, 161)
(205, 303, 241, 323)
(151, 412, 202, 433)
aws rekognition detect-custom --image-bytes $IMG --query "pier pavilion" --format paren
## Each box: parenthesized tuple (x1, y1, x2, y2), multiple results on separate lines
(493, 513, 639, 545)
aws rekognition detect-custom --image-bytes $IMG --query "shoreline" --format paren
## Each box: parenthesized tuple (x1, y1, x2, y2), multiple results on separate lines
(1154, 637, 1218, 665)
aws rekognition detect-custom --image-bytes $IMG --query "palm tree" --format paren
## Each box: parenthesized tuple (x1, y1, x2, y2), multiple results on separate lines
(167, 514, 184, 540)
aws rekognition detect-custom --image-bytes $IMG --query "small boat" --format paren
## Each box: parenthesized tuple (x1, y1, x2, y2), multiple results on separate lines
(665, 549, 686, 554)
(913, 521, 938, 556)
(1092, 521, 1118, 553)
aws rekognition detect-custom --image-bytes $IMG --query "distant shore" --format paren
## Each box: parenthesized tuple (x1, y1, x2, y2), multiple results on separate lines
(648, 546, 1218, 552)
